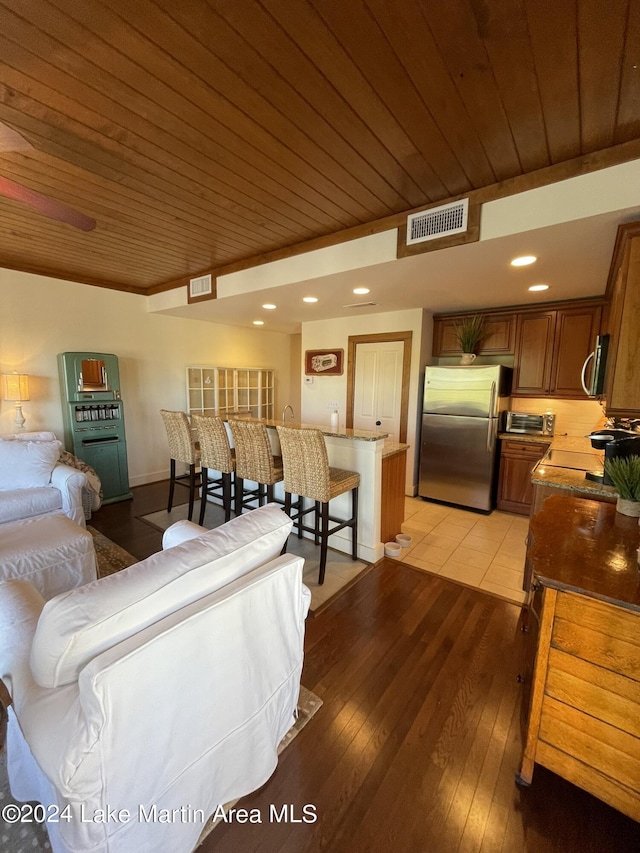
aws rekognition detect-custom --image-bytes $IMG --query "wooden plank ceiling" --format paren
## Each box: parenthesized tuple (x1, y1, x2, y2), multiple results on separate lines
(0, 0, 639, 295)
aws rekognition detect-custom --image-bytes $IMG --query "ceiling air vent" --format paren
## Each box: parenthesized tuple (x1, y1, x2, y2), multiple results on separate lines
(406, 198, 469, 245)
(189, 273, 213, 298)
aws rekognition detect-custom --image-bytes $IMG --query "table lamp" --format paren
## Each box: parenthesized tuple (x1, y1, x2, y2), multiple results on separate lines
(4, 372, 30, 429)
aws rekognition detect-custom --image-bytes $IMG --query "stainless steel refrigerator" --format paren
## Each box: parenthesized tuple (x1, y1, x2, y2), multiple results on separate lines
(419, 365, 511, 511)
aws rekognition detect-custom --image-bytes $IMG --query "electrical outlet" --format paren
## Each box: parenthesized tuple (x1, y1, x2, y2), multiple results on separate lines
(327, 401, 339, 409)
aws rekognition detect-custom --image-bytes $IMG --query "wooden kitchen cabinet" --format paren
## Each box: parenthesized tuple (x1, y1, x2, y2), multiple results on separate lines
(602, 221, 640, 417)
(497, 439, 549, 514)
(432, 313, 516, 356)
(519, 497, 640, 821)
(512, 303, 602, 397)
(432, 300, 602, 400)
(381, 447, 408, 543)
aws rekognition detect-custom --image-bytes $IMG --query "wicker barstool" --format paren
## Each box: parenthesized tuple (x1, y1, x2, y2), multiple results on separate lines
(227, 419, 284, 514)
(191, 414, 235, 525)
(276, 426, 360, 585)
(160, 409, 201, 521)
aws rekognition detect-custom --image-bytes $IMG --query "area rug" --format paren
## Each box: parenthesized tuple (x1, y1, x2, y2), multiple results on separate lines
(0, 686, 322, 853)
(141, 501, 372, 614)
(88, 526, 138, 577)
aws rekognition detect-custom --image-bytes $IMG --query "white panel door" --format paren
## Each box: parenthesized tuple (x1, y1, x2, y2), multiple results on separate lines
(353, 341, 404, 440)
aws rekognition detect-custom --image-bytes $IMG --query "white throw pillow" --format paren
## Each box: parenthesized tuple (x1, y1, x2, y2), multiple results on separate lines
(0, 440, 62, 490)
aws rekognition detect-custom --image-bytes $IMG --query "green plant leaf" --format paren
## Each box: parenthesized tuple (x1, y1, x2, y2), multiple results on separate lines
(454, 315, 488, 354)
(604, 455, 640, 501)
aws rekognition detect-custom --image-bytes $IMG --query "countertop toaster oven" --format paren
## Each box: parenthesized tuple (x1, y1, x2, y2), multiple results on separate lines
(505, 411, 555, 436)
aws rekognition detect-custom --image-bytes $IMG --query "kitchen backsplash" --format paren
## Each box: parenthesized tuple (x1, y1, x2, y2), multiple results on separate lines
(507, 398, 607, 437)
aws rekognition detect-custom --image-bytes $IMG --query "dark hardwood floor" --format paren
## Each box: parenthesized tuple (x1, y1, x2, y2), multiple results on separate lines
(93, 484, 640, 853)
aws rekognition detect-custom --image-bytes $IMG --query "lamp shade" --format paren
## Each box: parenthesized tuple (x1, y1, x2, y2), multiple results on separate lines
(4, 373, 30, 402)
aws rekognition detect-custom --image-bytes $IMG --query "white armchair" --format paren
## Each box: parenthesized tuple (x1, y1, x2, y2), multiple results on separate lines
(0, 504, 309, 853)
(0, 432, 87, 527)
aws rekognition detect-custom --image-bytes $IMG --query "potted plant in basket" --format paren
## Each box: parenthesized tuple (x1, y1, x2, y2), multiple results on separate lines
(604, 455, 640, 517)
(454, 315, 487, 364)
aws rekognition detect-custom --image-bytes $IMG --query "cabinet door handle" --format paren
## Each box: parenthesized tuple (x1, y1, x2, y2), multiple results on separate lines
(516, 674, 526, 683)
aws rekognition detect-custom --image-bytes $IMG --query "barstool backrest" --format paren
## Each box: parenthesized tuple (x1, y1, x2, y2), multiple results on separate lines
(192, 414, 234, 474)
(276, 426, 330, 503)
(228, 419, 279, 483)
(160, 410, 198, 465)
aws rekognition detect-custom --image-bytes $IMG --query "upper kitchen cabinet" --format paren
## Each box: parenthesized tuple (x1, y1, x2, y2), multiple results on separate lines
(602, 222, 640, 417)
(512, 302, 602, 398)
(432, 313, 516, 356)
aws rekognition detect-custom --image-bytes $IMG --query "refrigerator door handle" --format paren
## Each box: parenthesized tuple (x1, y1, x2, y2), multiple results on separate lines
(581, 350, 595, 396)
(486, 382, 496, 451)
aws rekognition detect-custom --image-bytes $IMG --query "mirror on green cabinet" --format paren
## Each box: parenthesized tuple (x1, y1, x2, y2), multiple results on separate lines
(80, 359, 108, 391)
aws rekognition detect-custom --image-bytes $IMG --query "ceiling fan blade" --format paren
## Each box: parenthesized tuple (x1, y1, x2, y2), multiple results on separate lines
(0, 175, 96, 231)
(0, 121, 34, 152)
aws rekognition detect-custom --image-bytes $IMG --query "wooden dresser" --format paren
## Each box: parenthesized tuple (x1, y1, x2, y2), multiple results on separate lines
(519, 496, 640, 821)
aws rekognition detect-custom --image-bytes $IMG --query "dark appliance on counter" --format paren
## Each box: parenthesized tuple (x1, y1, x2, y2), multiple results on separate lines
(587, 429, 640, 485)
(58, 352, 132, 503)
(581, 333, 609, 397)
(419, 365, 512, 511)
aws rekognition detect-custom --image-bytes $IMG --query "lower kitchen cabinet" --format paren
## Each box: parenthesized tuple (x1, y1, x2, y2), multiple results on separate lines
(497, 439, 549, 515)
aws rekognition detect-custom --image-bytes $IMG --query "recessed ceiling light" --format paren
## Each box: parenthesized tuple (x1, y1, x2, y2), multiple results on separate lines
(262, 303, 276, 310)
(528, 284, 549, 292)
(353, 287, 370, 295)
(253, 320, 264, 325)
(511, 255, 537, 267)
(303, 296, 318, 303)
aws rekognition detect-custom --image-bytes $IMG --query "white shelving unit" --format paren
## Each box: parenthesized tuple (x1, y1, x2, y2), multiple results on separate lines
(186, 366, 275, 421)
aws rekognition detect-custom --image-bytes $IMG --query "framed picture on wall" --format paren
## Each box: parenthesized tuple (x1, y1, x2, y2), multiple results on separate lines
(304, 349, 344, 376)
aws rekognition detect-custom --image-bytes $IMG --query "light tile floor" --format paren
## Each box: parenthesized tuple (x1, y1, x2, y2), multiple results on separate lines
(394, 497, 529, 606)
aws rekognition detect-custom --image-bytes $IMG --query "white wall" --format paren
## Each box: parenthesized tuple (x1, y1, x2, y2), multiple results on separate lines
(301, 308, 433, 494)
(0, 270, 295, 485)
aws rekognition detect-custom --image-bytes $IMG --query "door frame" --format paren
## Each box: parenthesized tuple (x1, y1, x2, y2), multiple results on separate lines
(346, 331, 412, 443)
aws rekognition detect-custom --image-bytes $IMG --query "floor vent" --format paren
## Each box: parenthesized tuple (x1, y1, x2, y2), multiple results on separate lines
(407, 199, 469, 245)
(189, 273, 213, 298)
(342, 301, 378, 308)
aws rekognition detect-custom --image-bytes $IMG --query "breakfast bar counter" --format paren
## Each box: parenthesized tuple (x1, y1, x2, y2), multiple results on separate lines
(227, 416, 392, 564)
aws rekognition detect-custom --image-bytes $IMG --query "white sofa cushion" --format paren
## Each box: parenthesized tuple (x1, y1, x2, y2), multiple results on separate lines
(0, 487, 62, 524)
(30, 503, 293, 688)
(0, 439, 62, 490)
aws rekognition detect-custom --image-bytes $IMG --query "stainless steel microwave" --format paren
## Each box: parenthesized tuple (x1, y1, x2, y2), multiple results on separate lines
(505, 411, 555, 436)
(581, 334, 609, 398)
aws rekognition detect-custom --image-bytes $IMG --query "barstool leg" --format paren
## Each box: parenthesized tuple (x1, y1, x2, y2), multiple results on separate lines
(188, 464, 197, 521)
(319, 501, 329, 585)
(351, 487, 359, 561)
(222, 472, 232, 522)
(234, 477, 244, 516)
(199, 467, 209, 526)
(168, 459, 176, 512)
(314, 500, 321, 546)
(297, 496, 304, 539)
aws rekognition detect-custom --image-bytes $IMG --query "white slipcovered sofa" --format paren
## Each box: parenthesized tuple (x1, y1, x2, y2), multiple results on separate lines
(0, 504, 309, 853)
(0, 432, 88, 527)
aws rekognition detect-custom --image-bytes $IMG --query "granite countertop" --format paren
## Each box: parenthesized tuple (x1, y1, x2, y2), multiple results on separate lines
(529, 495, 640, 611)
(382, 439, 409, 459)
(230, 415, 389, 442)
(529, 433, 619, 499)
